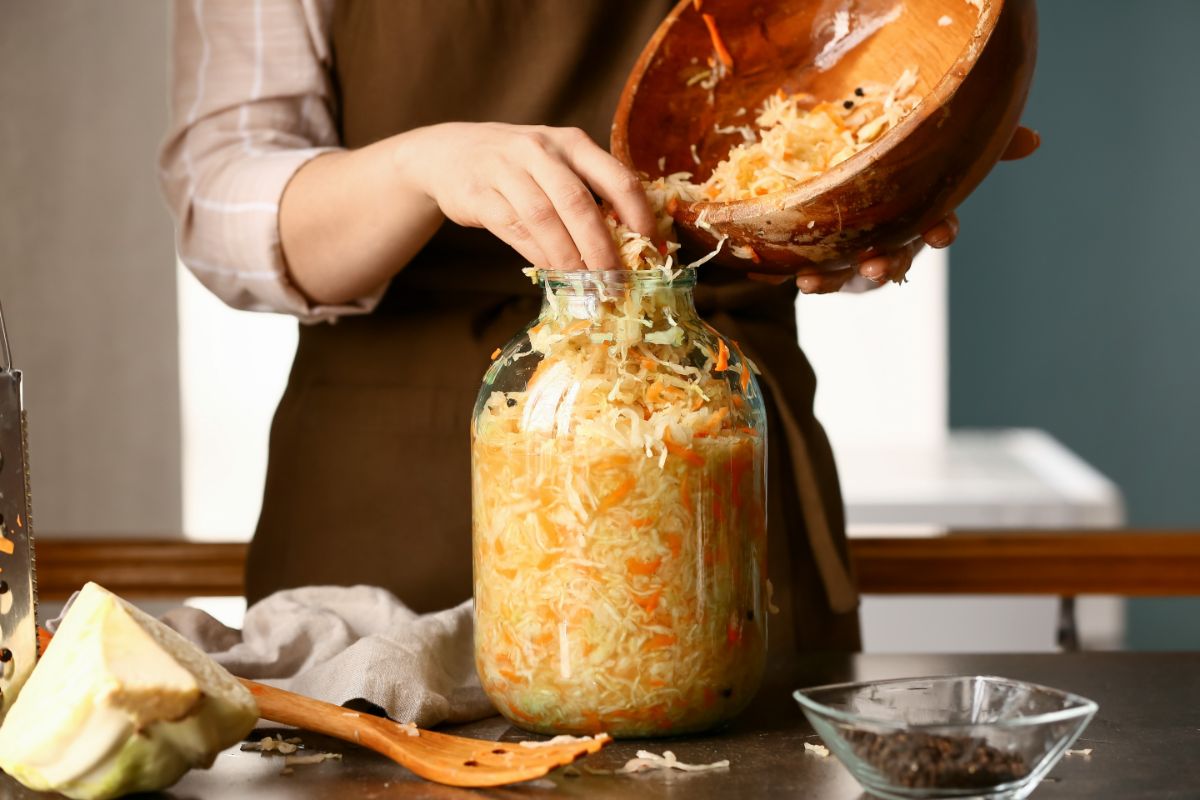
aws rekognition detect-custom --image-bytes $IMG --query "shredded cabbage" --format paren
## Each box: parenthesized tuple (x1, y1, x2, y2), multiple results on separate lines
(473, 271, 767, 737)
(642, 70, 921, 259)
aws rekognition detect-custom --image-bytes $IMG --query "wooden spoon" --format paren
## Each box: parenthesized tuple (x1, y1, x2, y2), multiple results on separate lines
(241, 679, 609, 787)
(612, 0, 1037, 273)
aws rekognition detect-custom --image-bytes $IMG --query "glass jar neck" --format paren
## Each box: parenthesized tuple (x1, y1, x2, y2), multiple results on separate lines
(537, 268, 700, 322)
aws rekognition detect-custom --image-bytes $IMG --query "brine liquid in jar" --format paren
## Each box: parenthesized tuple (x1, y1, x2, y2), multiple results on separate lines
(471, 267, 767, 738)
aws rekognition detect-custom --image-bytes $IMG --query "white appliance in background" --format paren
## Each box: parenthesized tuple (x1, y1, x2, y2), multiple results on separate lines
(796, 249, 1126, 652)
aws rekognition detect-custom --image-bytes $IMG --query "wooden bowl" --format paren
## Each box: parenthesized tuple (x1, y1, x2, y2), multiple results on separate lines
(611, 0, 1037, 273)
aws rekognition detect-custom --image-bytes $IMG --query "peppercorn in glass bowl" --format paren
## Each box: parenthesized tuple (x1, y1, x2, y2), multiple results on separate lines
(793, 676, 1098, 800)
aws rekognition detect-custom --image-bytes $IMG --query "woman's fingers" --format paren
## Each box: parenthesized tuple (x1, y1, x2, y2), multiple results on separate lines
(475, 189, 550, 269)
(921, 211, 959, 249)
(527, 153, 621, 270)
(496, 168, 585, 270)
(555, 127, 659, 240)
(796, 267, 856, 294)
(1001, 125, 1041, 161)
(857, 237, 921, 285)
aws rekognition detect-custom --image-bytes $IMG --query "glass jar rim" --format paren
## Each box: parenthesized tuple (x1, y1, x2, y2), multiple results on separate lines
(538, 267, 697, 289)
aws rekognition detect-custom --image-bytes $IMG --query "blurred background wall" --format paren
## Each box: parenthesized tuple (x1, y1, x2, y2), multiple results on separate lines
(0, 1, 182, 535)
(951, 0, 1200, 648)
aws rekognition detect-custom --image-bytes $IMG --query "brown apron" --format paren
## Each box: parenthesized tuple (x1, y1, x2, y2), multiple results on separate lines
(246, 0, 861, 653)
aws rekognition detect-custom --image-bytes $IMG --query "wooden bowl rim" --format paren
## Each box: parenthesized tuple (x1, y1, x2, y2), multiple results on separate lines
(612, 0, 1009, 223)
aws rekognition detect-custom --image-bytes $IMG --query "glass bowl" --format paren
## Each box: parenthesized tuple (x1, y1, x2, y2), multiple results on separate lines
(793, 675, 1098, 800)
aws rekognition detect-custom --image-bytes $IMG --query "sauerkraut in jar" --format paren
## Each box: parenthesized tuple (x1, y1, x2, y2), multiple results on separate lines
(471, 266, 767, 738)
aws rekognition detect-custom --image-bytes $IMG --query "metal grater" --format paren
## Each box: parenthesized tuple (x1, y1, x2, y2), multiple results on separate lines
(0, 300, 37, 721)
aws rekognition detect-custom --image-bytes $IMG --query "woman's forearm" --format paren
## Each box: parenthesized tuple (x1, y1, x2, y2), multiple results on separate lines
(279, 133, 444, 306)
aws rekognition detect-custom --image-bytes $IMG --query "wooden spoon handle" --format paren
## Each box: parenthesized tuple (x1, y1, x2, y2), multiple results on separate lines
(239, 678, 378, 743)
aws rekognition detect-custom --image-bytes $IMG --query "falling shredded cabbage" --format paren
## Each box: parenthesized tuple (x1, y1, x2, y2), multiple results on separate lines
(473, 269, 767, 737)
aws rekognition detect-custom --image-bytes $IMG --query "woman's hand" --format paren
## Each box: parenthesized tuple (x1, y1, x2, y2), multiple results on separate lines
(402, 123, 658, 271)
(775, 126, 1040, 294)
(281, 122, 656, 306)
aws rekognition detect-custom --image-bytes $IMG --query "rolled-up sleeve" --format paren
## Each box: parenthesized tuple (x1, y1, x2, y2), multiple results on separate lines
(159, 0, 382, 322)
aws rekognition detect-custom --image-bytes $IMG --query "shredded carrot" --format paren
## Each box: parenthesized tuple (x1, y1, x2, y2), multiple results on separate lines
(680, 472, 694, 514)
(732, 394, 746, 409)
(737, 425, 758, 436)
(649, 704, 674, 728)
(496, 567, 518, 579)
(664, 532, 683, 557)
(644, 634, 677, 651)
(645, 380, 666, 405)
(715, 339, 730, 371)
(730, 339, 751, 393)
(664, 438, 705, 467)
(702, 406, 730, 435)
(531, 630, 555, 645)
(701, 13, 734, 71)
(490, 347, 501, 361)
(597, 477, 636, 515)
(665, 196, 680, 214)
(536, 553, 557, 570)
(562, 319, 591, 336)
(748, 246, 762, 264)
(627, 556, 663, 576)
(631, 516, 655, 528)
(37, 628, 53, 657)
(499, 668, 523, 684)
(536, 510, 562, 548)
(526, 357, 551, 391)
(494, 537, 505, 556)
(634, 587, 663, 613)
(648, 678, 669, 688)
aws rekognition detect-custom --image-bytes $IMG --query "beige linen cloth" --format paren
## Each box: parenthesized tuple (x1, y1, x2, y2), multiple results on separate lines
(53, 585, 495, 727)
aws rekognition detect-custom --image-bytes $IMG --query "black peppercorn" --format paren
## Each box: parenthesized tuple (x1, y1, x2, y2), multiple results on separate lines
(0, 648, 12, 663)
(0, 580, 8, 595)
(843, 100, 854, 109)
(844, 730, 1028, 789)
(855, 87, 865, 97)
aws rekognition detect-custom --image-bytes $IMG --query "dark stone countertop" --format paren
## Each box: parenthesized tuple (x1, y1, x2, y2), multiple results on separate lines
(3, 652, 1197, 799)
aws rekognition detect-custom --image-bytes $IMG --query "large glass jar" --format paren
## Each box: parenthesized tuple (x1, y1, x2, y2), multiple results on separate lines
(471, 267, 767, 738)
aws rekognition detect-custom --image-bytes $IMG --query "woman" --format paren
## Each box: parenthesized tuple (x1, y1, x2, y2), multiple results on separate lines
(159, 1, 1031, 654)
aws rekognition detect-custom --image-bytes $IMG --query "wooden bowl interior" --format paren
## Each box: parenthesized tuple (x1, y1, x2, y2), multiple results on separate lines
(621, 0, 998, 183)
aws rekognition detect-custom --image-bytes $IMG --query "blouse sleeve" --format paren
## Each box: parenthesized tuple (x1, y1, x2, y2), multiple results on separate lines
(158, 0, 384, 323)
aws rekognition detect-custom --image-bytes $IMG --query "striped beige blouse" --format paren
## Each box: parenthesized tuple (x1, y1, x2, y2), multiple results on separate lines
(158, 0, 382, 323)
